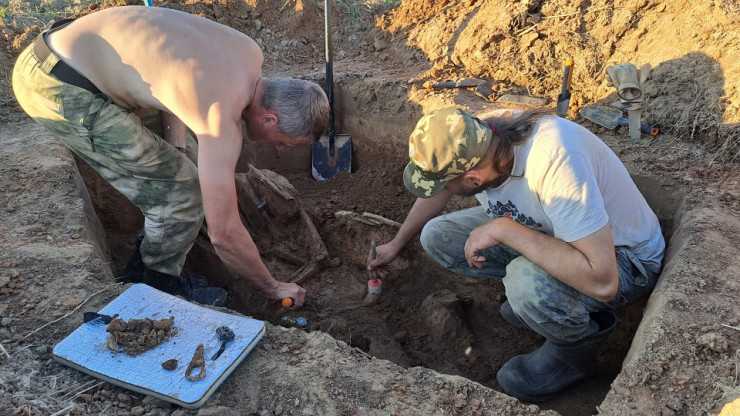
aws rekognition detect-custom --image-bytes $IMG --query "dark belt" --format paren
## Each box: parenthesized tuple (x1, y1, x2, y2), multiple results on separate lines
(32, 18, 102, 95)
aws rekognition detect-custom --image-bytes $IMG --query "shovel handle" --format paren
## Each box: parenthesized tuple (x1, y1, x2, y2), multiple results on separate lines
(423, 81, 455, 89)
(423, 79, 484, 89)
(324, 0, 335, 140)
(560, 59, 574, 95)
(616, 117, 660, 136)
(645, 126, 660, 136)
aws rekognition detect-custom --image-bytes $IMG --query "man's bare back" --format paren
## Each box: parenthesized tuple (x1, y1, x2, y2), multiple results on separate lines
(13, 5, 328, 308)
(46, 6, 262, 123)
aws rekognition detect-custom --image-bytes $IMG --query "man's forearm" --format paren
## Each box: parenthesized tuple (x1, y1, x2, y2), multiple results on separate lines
(475, 218, 618, 301)
(391, 191, 452, 248)
(210, 227, 280, 298)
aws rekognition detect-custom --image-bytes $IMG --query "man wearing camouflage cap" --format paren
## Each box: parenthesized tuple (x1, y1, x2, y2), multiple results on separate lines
(368, 107, 665, 402)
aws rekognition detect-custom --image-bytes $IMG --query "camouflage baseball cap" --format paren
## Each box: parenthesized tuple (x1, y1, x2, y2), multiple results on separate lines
(403, 108, 492, 198)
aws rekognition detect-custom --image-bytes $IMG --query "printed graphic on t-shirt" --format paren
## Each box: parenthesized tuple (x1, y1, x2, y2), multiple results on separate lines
(486, 200, 543, 231)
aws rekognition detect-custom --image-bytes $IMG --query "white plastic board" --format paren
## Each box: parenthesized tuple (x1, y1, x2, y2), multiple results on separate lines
(53, 283, 265, 409)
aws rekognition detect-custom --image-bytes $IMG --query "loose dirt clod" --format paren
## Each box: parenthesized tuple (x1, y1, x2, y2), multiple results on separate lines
(420, 290, 473, 345)
(161, 359, 178, 370)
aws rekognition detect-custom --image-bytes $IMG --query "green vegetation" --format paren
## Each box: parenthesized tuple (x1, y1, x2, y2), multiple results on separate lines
(340, 0, 399, 25)
(0, 0, 100, 30)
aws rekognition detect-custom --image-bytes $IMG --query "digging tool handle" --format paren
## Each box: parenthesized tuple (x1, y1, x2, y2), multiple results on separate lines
(423, 79, 485, 89)
(324, 0, 336, 154)
(636, 122, 660, 137)
(424, 81, 457, 89)
(556, 59, 573, 117)
(562, 59, 573, 94)
(370, 239, 379, 281)
(617, 117, 660, 136)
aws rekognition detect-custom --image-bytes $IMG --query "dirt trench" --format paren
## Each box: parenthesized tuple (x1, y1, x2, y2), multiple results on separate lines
(73, 77, 685, 416)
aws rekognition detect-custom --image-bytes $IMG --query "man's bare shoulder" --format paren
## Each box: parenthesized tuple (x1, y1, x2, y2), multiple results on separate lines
(50, 6, 262, 114)
(68, 6, 257, 51)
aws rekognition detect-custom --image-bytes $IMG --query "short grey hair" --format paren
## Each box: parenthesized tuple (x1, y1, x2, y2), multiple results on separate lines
(261, 77, 329, 140)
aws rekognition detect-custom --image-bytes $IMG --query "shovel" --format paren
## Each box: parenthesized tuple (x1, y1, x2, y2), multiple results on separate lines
(311, 0, 352, 181)
(556, 59, 574, 117)
(579, 105, 660, 136)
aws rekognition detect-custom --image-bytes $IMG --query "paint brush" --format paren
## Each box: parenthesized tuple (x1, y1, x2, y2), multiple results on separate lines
(363, 240, 383, 305)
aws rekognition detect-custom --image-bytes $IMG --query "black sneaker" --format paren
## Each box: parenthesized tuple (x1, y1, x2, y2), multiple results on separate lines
(119, 235, 207, 289)
(119, 235, 146, 284)
(185, 286, 229, 307)
(143, 268, 227, 307)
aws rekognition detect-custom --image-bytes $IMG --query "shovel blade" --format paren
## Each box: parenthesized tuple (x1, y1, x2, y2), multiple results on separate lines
(311, 133, 352, 181)
(556, 96, 570, 117)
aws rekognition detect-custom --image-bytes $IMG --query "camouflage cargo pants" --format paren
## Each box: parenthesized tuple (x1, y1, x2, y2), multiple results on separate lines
(420, 206, 659, 343)
(12, 34, 203, 277)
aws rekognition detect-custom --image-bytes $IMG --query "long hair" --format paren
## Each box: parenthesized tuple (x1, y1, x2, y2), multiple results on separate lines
(477, 108, 553, 180)
(260, 78, 329, 140)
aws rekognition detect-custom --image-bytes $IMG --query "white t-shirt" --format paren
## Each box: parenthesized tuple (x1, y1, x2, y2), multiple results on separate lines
(475, 115, 665, 272)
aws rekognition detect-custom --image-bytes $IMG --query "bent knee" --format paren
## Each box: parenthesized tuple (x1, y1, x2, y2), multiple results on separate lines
(503, 257, 545, 296)
(419, 219, 439, 253)
(420, 217, 467, 254)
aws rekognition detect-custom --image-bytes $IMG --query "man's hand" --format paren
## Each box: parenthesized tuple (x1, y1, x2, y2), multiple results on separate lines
(367, 240, 403, 279)
(463, 217, 619, 302)
(367, 192, 454, 279)
(274, 282, 306, 308)
(464, 219, 505, 268)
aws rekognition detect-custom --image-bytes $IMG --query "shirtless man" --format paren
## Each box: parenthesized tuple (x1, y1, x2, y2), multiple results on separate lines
(12, 6, 329, 307)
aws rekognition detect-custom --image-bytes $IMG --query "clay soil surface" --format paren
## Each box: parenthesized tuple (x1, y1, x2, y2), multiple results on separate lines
(1, 1, 740, 416)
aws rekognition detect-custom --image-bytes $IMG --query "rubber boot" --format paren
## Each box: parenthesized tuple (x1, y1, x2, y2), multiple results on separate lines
(496, 310, 617, 402)
(500, 300, 529, 329)
(119, 234, 207, 288)
(143, 268, 227, 307)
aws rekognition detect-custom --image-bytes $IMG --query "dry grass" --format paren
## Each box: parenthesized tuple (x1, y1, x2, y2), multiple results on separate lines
(713, 346, 740, 414)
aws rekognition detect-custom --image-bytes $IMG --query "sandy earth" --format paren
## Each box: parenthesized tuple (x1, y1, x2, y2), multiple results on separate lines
(1, 0, 740, 415)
